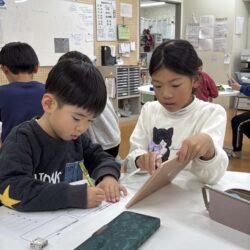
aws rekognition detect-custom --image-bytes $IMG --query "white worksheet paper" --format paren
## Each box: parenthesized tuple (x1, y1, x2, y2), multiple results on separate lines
(0, 194, 132, 248)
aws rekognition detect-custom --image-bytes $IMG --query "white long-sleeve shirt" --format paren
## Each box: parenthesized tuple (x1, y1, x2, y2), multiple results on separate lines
(86, 98, 120, 150)
(125, 98, 228, 184)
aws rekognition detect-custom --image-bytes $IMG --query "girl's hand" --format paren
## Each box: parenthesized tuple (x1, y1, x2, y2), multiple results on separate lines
(97, 176, 127, 203)
(135, 152, 162, 175)
(176, 133, 215, 164)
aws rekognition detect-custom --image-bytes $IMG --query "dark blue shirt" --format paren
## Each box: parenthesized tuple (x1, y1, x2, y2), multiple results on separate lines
(240, 84, 250, 96)
(0, 81, 44, 141)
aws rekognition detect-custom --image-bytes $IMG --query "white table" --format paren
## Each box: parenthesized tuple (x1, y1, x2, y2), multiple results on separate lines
(0, 170, 249, 250)
(123, 170, 250, 250)
(138, 84, 240, 99)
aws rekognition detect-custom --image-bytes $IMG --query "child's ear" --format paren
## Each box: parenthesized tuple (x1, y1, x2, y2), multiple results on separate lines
(33, 65, 39, 73)
(1, 65, 9, 75)
(192, 75, 199, 89)
(41, 93, 57, 113)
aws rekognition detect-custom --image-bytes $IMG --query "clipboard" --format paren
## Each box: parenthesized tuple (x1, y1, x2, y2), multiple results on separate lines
(117, 24, 130, 40)
(126, 157, 185, 208)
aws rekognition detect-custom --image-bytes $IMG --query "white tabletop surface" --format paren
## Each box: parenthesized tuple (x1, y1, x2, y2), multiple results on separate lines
(0, 170, 249, 250)
(124, 170, 250, 250)
(138, 84, 240, 97)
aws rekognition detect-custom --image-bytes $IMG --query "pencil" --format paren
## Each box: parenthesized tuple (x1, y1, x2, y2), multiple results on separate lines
(79, 161, 95, 187)
(120, 168, 141, 182)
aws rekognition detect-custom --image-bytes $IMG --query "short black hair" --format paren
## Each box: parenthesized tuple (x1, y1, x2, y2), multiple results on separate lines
(197, 57, 203, 68)
(58, 51, 92, 64)
(45, 58, 106, 116)
(149, 39, 199, 77)
(0, 42, 39, 74)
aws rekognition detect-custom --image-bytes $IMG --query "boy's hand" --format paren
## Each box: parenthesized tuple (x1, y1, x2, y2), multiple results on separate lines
(135, 152, 162, 175)
(176, 133, 215, 164)
(86, 187, 105, 208)
(97, 176, 127, 203)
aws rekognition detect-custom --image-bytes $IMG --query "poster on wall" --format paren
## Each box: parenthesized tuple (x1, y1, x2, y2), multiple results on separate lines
(200, 15, 215, 27)
(198, 15, 214, 51)
(96, 0, 116, 41)
(185, 23, 199, 48)
(185, 15, 228, 53)
(214, 18, 228, 52)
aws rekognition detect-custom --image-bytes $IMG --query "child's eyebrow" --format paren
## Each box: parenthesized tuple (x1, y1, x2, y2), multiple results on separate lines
(168, 77, 182, 83)
(152, 77, 182, 84)
(73, 112, 95, 120)
(73, 112, 88, 117)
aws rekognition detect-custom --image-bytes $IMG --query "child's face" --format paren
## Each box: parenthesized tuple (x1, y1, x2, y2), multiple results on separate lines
(47, 103, 95, 141)
(151, 67, 197, 112)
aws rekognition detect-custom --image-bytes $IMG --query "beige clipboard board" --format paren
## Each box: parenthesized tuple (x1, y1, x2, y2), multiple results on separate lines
(126, 157, 185, 208)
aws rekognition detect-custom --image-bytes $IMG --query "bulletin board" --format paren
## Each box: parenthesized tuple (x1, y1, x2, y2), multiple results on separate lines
(0, 0, 94, 66)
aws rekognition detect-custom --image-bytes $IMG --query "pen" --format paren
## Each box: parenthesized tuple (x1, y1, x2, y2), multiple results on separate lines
(226, 73, 233, 86)
(79, 161, 95, 187)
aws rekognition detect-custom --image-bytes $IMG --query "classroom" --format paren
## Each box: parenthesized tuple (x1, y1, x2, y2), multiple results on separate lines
(0, 0, 249, 249)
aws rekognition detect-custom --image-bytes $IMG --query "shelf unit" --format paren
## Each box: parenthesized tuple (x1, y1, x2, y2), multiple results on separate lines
(98, 65, 141, 117)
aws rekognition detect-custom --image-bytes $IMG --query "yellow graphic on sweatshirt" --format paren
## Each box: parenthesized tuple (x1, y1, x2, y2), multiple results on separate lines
(0, 185, 21, 208)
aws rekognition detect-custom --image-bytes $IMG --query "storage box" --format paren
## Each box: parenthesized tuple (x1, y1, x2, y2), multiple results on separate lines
(202, 185, 250, 235)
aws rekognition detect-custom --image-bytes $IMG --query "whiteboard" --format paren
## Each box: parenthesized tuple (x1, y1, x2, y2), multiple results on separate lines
(0, 0, 94, 66)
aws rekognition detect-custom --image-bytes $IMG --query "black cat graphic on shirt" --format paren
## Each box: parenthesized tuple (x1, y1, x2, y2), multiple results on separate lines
(149, 127, 174, 162)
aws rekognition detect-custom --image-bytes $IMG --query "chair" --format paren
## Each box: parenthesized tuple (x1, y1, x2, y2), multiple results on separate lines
(233, 94, 249, 116)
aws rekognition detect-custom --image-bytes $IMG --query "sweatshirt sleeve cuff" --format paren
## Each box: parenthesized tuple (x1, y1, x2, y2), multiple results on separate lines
(67, 184, 87, 208)
(124, 149, 148, 172)
(191, 146, 228, 184)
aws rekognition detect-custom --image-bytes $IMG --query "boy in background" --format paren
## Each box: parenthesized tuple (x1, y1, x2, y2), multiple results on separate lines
(195, 58, 218, 102)
(0, 42, 44, 143)
(58, 51, 121, 158)
(0, 58, 127, 212)
(230, 79, 250, 158)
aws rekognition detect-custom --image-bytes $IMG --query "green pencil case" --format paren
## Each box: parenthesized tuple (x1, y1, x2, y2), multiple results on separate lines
(74, 211, 161, 250)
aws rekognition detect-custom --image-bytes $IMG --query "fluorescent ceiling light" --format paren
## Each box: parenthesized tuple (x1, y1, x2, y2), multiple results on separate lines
(140, 2, 166, 7)
(14, 0, 28, 3)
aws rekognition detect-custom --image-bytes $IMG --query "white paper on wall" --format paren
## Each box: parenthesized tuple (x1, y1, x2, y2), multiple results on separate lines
(198, 39, 213, 51)
(199, 26, 214, 39)
(235, 16, 244, 35)
(214, 38, 227, 52)
(120, 3, 132, 18)
(200, 15, 215, 27)
(214, 17, 228, 38)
